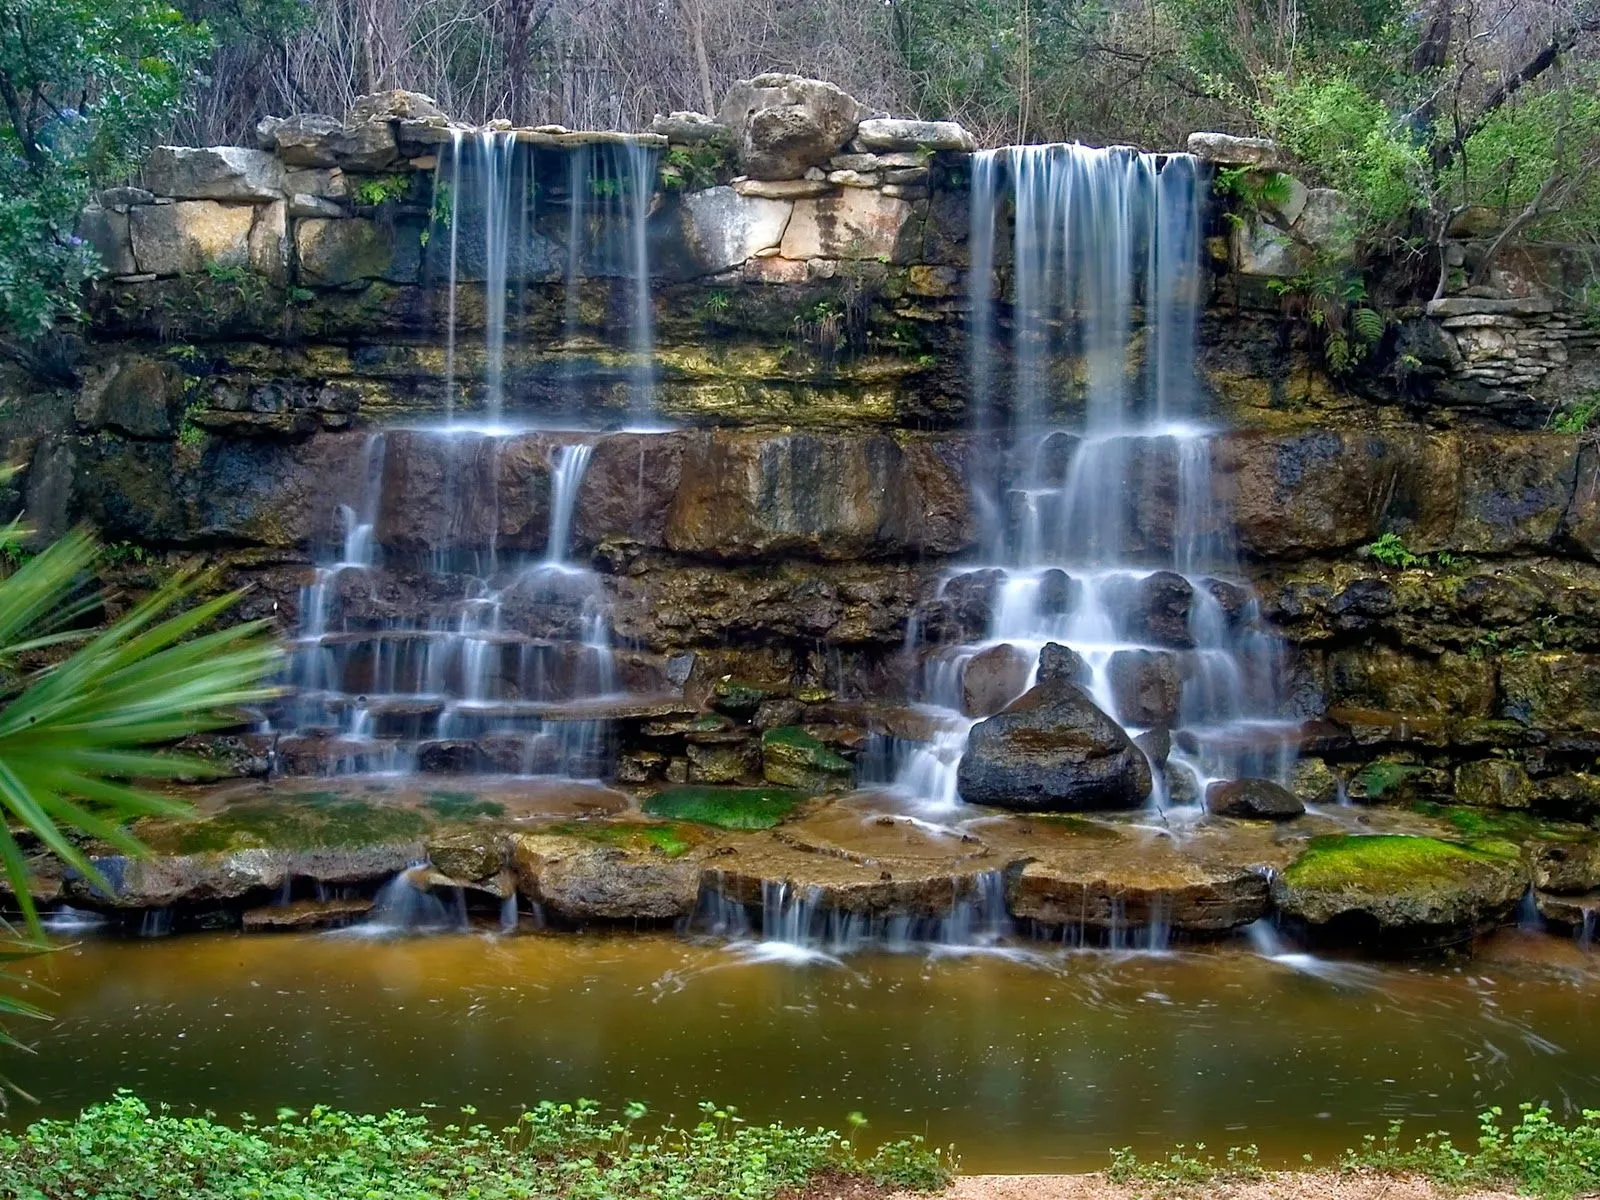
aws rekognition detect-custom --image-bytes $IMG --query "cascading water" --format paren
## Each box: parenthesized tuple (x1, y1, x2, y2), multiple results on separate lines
(895, 144, 1296, 815)
(273, 132, 666, 780)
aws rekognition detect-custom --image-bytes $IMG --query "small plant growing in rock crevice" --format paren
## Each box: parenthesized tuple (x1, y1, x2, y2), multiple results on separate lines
(1549, 393, 1600, 434)
(352, 174, 412, 207)
(1363, 532, 1424, 568)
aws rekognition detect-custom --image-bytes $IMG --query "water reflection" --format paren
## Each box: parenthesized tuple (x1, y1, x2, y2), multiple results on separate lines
(12, 933, 1599, 1172)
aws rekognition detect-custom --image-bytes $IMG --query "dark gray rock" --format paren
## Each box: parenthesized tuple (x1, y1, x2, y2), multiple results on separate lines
(1205, 777, 1305, 820)
(1107, 649, 1184, 726)
(957, 678, 1150, 811)
(1036, 642, 1090, 690)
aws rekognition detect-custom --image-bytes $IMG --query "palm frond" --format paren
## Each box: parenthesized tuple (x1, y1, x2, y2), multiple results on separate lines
(0, 538, 282, 933)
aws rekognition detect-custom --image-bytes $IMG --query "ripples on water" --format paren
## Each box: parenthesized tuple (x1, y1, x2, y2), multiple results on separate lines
(12, 929, 1599, 1171)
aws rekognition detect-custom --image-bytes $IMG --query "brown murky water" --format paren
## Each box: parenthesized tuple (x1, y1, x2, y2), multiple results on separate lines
(10, 930, 1600, 1172)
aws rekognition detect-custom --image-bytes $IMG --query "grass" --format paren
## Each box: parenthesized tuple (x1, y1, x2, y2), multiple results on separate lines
(0, 1092, 953, 1200)
(1282, 833, 1518, 891)
(643, 786, 807, 831)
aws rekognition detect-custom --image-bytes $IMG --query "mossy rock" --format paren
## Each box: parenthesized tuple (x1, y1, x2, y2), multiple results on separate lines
(136, 796, 431, 855)
(1273, 833, 1525, 942)
(760, 726, 853, 792)
(546, 820, 699, 859)
(642, 785, 807, 830)
(710, 676, 779, 718)
(1346, 760, 1445, 803)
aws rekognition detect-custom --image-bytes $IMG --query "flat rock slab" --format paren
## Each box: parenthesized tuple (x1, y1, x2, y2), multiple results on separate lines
(990, 818, 1292, 933)
(707, 834, 1003, 918)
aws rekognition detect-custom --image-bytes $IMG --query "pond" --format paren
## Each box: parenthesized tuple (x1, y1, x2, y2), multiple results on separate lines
(12, 929, 1599, 1172)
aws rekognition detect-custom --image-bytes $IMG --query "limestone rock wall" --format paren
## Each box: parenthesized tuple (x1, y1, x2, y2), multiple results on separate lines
(8, 87, 1600, 820)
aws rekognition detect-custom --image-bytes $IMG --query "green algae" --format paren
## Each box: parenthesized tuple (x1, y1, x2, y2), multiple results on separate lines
(760, 726, 850, 771)
(548, 820, 696, 858)
(643, 785, 806, 830)
(423, 792, 507, 820)
(139, 798, 430, 855)
(1282, 833, 1519, 892)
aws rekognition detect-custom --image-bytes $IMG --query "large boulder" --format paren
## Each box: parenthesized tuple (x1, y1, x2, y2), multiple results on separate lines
(129, 201, 254, 275)
(1272, 834, 1524, 946)
(677, 186, 792, 274)
(718, 73, 860, 180)
(956, 679, 1151, 811)
(512, 832, 702, 922)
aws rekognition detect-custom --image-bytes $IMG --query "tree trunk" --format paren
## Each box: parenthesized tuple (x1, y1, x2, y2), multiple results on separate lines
(681, 0, 715, 115)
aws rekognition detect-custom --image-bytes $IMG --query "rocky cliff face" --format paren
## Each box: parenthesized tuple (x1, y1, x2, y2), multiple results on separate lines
(6, 82, 1600, 838)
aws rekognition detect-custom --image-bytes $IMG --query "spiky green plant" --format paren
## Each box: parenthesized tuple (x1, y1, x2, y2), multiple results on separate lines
(0, 519, 280, 1077)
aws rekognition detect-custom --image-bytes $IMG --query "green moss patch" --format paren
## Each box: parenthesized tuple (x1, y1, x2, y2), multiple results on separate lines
(1283, 833, 1519, 892)
(423, 792, 507, 820)
(548, 820, 696, 858)
(643, 785, 807, 830)
(761, 726, 850, 771)
(138, 799, 430, 855)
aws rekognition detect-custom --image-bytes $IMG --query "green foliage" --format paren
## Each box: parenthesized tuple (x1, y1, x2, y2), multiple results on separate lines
(643, 785, 807, 830)
(1109, 1141, 1265, 1186)
(662, 143, 725, 191)
(0, 0, 210, 341)
(178, 419, 206, 448)
(0, 1092, 953, 1199)
(352, 173, 412, 207)
(589, 174, 620, 199)
(1550, 394, 1600, 434)
(1256, 71, 1423, 231)
(1343, 1104, 1600, 1200)
(0, 532, 280, 931)
(1363, 531, 1423, 568)
(1213, 167, 1293, 215)
(1463, 69, 1600, 243)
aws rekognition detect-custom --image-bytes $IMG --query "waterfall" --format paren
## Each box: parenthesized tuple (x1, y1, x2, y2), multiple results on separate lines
(895, 144, 1295, 815)
(432, 134, 660, 428)
(693, 871, 1014, 959)
(272, 132, 670, 782)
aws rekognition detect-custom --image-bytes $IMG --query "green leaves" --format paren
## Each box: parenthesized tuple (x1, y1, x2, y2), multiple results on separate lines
(0, 1093, 953, 1199)
(0, 538, 280, 930)
(0, 0, 210, 339)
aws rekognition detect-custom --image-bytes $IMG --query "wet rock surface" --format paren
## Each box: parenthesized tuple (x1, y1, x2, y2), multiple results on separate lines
(957, 680, 1152, 812)
(1272, 834, 1525, 945)
(1205, 777, 1305, 820)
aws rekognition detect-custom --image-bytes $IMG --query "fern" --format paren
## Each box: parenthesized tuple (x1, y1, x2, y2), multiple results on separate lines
(1351, 307, 1385, 343)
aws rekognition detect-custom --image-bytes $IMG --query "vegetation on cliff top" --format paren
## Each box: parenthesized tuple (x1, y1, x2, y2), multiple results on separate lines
(0, 1092, 953, 1199)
